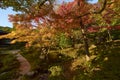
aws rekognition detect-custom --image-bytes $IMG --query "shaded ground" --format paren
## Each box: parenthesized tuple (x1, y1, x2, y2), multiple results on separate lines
(0, 50, 19, 80)
(0, 49, 31, 80)
(0, 40, 120, 80)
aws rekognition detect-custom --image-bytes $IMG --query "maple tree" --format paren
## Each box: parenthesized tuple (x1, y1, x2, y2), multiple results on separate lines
(50, 0, 108, 56)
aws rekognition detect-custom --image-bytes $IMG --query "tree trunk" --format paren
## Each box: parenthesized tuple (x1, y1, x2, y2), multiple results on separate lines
(80, 18, 90, 56)
(107, 30, 112, 41)
(81, 29, 90, 56)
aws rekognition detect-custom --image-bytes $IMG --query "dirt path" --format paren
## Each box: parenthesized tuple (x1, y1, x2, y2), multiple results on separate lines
(10, 50, 31, 75)
(16, 53, 31, 75)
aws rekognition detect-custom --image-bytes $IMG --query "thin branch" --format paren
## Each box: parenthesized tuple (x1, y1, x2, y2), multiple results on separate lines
(77, 0, 107, 18)
(38, 0, 48, 9)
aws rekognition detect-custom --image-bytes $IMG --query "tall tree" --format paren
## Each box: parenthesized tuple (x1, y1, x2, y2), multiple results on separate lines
(50, 0, 107, 56)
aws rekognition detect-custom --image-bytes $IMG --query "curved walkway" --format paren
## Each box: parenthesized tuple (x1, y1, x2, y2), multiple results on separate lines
(10, 50, 31, 75)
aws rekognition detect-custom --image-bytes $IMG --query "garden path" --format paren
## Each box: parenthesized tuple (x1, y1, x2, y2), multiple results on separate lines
(10, 50, 31, 75)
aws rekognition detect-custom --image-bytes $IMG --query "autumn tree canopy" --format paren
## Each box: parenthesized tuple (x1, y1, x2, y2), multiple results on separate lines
(0, 0, 120, 55)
